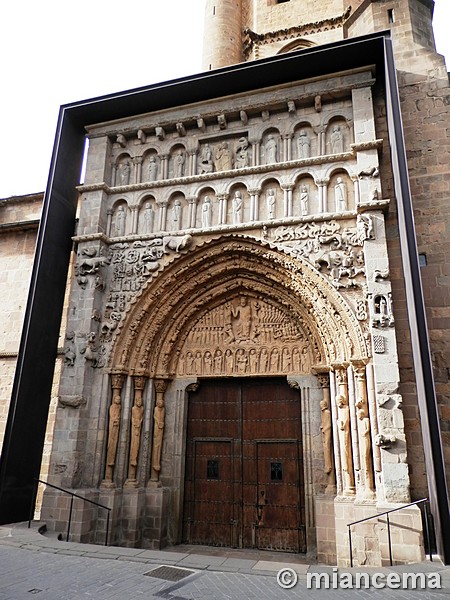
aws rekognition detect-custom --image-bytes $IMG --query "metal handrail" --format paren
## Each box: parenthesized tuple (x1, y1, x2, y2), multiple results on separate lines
(28, 478, 111, 546)
(347, 498, 432, 567)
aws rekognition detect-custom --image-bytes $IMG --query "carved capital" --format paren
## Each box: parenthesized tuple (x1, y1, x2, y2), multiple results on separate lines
(317, 374, 330, 389)
(133, 375, 147, 392)
(111, 373, 126, 391)
(154, 379, 168, 394)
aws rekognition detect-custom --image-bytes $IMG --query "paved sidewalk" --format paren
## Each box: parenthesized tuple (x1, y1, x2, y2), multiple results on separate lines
(0, 522, 449, 599)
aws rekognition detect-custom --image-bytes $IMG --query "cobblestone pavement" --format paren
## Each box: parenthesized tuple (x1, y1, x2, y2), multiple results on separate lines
(1, 523, 449, 600)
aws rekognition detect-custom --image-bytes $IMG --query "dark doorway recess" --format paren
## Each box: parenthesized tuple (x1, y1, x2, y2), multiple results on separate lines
(182, 378, 306, 553)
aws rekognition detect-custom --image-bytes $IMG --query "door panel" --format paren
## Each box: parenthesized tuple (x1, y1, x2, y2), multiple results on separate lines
(183, 378, 306, 553)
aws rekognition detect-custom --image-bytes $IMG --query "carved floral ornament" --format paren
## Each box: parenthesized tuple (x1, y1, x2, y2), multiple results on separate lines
(109, 236, 368, 377)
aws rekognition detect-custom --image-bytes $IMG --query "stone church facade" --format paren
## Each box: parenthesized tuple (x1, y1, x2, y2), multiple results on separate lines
(2, 0, 450, 567)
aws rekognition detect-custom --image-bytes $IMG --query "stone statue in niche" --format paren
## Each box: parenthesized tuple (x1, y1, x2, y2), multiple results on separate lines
(330, 125, 344, 154)
(334, 177, 347, 213)
(320, 398, 333, 476)
(214, 141, 233, 171)
(115, 206, 126, 236)
(173, 150, 186, 178)
(356, 397, 375, 496)
(150, 392, 166, 483)
(143, 202, 154, 234)
(117, 160, 131, 186)
(128, 393, 144, 482)
(225, 348, 234, 374)
(172, 199, 182, 229)
(337, 393, 355, 495)
(300, 185, 309, 216)
(297, 129, 311, 159)
(232, 191, 243, 224)
(356, 213, 374, 243)
(202, 196, 212, 228)
(265, 134, 278, 164)
(214, 350, 223, 372)
(148, 156, 158, 181)
(266, 189, 276, 220)
(236, 348, 248, 373)
(104, 384, 122, 483)
(373, 294, 394, 328)
(235, 137, 250, 169)
(198, 144, 214, 174)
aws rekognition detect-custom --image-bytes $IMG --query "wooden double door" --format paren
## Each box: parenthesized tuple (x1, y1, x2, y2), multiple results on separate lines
(182, 378, 306, 553)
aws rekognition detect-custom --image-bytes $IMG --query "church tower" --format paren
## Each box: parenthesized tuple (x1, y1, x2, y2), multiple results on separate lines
(203, 0, 445, 78)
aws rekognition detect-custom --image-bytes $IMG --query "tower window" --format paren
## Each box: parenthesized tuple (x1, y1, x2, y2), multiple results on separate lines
(388, 9, 395, 24)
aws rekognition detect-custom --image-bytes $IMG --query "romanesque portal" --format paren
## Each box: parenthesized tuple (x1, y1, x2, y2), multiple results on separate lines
(41, 67, 424, 566)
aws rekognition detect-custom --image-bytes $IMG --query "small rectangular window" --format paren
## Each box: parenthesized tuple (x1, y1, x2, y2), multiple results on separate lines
(207, 459, 219, 479)
(270, 462, 283, 481)
(388, 9, 395, 24)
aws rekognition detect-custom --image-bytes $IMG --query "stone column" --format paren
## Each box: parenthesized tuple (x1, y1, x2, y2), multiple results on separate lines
(334, 367, 355, 496)
(188, 196, 198, 228)
(158, 201, 168, 231)
(317, 373, 336, 494)
(352, 176, 360, 208)
(282, 133, 293, 162)
(133, 156, 143, 184)
(189, 151, 197, 177)
(125, 375, 147, 486)
(218, 193, 228, 225)
(150, 379, 168, 485)
(103, 373, 126, 487)
(161, 155, 169, 180)
(281, 184, 294, 217)
(130, 205, 139, 234)
(353, 362, 376, 498)
(106, 209, 113, 237)
(250, 139, 260, 166)
(249, 188, 260, 222)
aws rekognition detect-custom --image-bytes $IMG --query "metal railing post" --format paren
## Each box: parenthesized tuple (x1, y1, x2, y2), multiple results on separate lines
(386, 513, 393, 566)
(67, 495, 74, 542)
(28, 479, 39, 528)
(348, 525, 353, 568)
(423, 502, 432, 562)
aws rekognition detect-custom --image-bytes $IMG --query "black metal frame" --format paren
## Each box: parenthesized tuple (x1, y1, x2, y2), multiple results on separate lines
(0, 29, 448, 563)
(28, 479, 111, 546)
(348, 498, 432, 567)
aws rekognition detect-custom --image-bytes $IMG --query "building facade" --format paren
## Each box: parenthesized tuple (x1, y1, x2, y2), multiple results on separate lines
(1, 0, 449, 566)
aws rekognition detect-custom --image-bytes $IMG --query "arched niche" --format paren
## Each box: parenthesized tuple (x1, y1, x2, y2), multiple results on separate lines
(115, 154, 132, 187)
(143, 149, 160, 183)
(167, 192, 187, 232)
(169, 144, 187, 179)
(261, 128, 281, 164)
(277, 38, 316, 55)
(138, 194, 157, 235)
(111, 199, 130, 237)
(325, 116, 351, 155)
(260, 177, 281, 221)
(109, 236, 368, 377)
(294, 122, 316, 160)
(195, 186, 216, 229)
(328, 168, 354, 213)
(294, 173, 317, 217)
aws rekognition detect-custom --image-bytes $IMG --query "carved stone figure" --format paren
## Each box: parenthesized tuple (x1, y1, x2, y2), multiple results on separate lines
(356, 213, 374, 243)
(236, 348, 248, 373)
(150, 384, 166, 483)
(320, 398, 333, 475)
(300, 185, 309, 216)
(148, 156, 158, 181)
(104, 376, 124, 484)
(143, 202, 154, 234)
(214, 350, 223, 373)
(115, 206, 126, 236)
(225, 348, 234, 374)
(297, 129, 310, 159)
(128, 392, 144, 482)
(356, 397, 375, 496)
(198, 144, 214, 174)
(334, 177, 347, 213)
(172, 199, 182, 229)
(201, 196, 212, 227)
(117, 160, 131, 185)
(265, 134, 278, 164)
(235, 137, 249, 169)
(330, 125, 344, 154)
(231, 297, 252, 340)
(214, 141, 233, 171)
(337, 393, 355, 495)
(173, 150, 186, 178)
(266, 189, 276, 219)
(232, 191, 243, 224)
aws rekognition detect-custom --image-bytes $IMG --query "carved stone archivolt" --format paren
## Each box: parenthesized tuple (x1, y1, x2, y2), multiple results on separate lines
(109, 236, 368, 377)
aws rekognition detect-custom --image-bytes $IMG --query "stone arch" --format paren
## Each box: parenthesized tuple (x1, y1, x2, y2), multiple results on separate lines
(277, 38, 316, 55)
(110, 236, 368, 377)
(137, 194, 157, 235)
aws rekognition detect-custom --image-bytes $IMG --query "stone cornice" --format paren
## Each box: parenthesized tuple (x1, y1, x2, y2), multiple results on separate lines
(243, 7, 352, 58)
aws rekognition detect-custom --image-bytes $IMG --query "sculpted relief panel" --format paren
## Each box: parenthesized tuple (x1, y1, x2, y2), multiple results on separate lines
(176, 296, 313, 377)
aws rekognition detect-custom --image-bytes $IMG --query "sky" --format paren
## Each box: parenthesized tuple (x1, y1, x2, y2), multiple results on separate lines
(1, 0, 449, 199)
